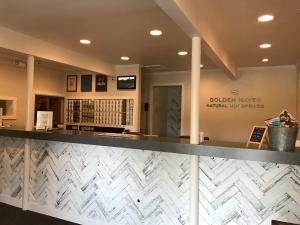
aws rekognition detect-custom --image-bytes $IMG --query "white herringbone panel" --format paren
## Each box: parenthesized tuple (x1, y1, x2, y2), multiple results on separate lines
(29, 140, 190, 225)
(199, 156, 300, 225)
(0, 136, 24, 200)
(1, 137, 300, 225)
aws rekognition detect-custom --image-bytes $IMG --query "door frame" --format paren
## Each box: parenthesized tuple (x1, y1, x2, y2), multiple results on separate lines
(149, 83, 185, 136)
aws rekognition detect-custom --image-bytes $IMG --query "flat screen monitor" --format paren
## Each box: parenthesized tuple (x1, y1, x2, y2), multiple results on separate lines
(117, 76, 136, 90)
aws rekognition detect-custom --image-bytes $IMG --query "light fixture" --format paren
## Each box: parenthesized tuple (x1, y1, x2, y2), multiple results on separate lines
(258, 15, 274, 22)
(262, 58, 269, 62)
(178, 51, 188, 56)
(260, 43, 272, 49)
(150, 30, 162, 36)
(143, 65, 161, 68)
(121, 56, 130, 61)
(200, 64, 204, 68)
(80, 39, 91, 45)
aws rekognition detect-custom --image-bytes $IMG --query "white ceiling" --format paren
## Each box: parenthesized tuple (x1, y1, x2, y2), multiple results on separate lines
(0, 48, 87, 73)
(0, 0, 197, 71)
(196, 0, 300, 67)
(0, 0, 299, 72)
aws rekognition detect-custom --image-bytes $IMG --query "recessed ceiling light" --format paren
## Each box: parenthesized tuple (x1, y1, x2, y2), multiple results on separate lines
(121, 56, 130, 61)
(150, 30, 162, 36)
(80, 39, 91, 45)
(260, 43, 272, 49)
(258, 15, 274, 22)
(262, 58, 269, 62)
(178, 51, 188, 56)
(200, 64, 204, 68)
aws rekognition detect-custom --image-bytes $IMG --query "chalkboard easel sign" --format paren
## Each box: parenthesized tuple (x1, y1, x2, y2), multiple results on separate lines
(246, 126, 268, 149)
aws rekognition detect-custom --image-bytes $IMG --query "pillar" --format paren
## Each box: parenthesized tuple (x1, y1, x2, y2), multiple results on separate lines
(297, 61, 300, 139)
(22, 55, 34, 210)
(190, 36, 201, 225)
(25, 55, 35, 131)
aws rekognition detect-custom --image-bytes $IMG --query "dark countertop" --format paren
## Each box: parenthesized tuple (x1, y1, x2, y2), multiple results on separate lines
(0, 128, 300, 165)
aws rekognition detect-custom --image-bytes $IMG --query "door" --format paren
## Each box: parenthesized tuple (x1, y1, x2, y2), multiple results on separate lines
(152, 85, 182, 137)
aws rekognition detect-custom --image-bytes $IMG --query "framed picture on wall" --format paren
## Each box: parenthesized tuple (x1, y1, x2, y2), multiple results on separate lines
(95, 74, 107, 92)
(67, 75, 77, 92)
(117, 75, 136, 90)
(81, 74, 92, 92)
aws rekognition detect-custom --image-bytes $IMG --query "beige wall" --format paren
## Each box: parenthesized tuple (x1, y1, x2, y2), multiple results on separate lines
(65, 65, 142, 131)
(34, 66, 65, 96)
(142, 65, 297, 142)
(0, 58, 141, 131)
(0, 58, 65, 128)
(0, 58, 26, 128)
(201, 66, 296, 142)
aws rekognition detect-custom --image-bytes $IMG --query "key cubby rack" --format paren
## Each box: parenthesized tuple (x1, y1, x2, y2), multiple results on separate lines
(66, 98, 134, 127)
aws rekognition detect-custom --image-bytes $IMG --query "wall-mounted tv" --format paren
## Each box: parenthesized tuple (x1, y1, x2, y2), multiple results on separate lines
(117, 75, 136, 90)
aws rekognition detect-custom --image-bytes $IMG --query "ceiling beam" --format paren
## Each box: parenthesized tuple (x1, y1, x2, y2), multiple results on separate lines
(202, 42, 238, 80)
(0, 26, 114, 75)
(154, 0, 238, 79)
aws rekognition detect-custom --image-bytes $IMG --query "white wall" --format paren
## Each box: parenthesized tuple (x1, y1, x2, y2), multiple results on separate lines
(0, 57, 65, 128)
(142, 65, 297, 142)
(65, 64, 142, 132)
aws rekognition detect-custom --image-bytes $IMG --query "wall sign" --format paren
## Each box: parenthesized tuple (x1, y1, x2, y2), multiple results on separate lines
(36, 111, 53, 130)
(246, 126, 268, 149)
(95, 74, 107, 92)
(206, 97, 265, 109)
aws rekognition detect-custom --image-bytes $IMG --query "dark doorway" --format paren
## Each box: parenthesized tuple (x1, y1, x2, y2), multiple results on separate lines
(34, 95, 65, 126)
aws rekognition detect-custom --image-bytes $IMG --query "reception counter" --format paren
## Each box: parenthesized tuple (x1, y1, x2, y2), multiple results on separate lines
(0, 128, 299, 165)
(0, 128, 299, 225)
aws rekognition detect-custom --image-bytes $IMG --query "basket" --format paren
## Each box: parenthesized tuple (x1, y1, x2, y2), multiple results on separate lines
(268, 127, 298, 152)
